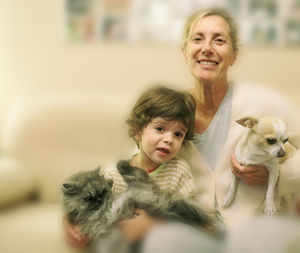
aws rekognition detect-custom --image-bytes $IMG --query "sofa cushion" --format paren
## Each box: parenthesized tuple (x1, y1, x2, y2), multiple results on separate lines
(1, 93, 136, 202)
(0, 157, 36, 208)
(0, 203, 81, 253)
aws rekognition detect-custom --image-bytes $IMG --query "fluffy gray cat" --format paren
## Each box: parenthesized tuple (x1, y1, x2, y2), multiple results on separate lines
(61, 160, 216, 252)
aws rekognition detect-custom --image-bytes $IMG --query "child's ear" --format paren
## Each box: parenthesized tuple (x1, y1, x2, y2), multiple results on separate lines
(134, 132, 141, 142)
(182, 47, 188, 64)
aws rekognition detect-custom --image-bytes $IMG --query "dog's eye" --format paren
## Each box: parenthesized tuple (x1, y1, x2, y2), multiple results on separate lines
(267, 138, 277, 145)
(283, 138, 288, 144)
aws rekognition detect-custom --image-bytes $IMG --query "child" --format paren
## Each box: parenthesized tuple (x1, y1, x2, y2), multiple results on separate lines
(104, 85, 196, 198)
(64, 86, 198, 248)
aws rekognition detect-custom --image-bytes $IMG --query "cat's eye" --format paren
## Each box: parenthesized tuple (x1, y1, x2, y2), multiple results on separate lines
(99, 190, 107, 198)
(267, 138, 277, 145)
(283, 138, 288, 143)
(83, 195, 91, 201)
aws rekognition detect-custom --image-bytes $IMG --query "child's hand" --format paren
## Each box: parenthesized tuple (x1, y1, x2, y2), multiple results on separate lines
(62, 215, 91, 249)
(231, 155, 269, 186)
(117, 209, 164, 243)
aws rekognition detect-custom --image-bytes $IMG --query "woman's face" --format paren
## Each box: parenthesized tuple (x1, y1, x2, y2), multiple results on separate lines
(183, 15, 237, 85)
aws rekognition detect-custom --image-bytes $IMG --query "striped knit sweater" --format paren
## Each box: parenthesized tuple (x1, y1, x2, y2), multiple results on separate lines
(103, 157, 195, 198)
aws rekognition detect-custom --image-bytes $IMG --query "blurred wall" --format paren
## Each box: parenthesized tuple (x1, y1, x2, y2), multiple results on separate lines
(0, 1, 299, 142)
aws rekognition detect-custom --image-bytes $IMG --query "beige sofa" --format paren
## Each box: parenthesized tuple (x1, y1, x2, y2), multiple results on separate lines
(0, 92, 136, 253)
(2, 90, 300, 253)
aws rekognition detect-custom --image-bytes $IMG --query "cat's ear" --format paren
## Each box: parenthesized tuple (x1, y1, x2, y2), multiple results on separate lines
(93, 166, 101, 175)
(62, 182, 79, 194)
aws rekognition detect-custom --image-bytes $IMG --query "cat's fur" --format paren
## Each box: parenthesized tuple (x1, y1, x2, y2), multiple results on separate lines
(61, 160, 216, 251)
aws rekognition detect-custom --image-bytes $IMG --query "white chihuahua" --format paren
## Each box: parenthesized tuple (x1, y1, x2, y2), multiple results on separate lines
(223, 116, 291, 215)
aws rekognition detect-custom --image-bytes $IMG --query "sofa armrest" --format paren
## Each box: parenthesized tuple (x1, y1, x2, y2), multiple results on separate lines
(0, 157, 36, 208)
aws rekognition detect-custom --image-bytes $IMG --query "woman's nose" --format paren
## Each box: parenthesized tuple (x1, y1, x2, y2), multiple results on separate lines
(201, 41, 213, 55)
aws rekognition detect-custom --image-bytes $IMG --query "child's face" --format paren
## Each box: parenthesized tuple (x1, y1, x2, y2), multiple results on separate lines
(135, 117, 187, 169)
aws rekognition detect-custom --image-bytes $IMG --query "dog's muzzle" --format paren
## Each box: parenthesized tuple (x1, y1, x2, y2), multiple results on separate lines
(276, 149, 286, 158)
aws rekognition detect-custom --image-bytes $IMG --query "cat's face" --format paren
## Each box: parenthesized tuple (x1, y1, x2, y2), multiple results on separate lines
(62, 167, 113, 224)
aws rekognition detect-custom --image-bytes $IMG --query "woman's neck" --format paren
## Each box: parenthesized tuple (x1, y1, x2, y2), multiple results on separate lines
(189, 79, 229, 134)
(194, 79, 229, 116)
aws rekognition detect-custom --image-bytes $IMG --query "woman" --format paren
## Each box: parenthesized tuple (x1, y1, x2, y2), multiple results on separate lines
(65, 7, 300, 248)
(178, 8, 300, 229)
(118, 7, 300, 238)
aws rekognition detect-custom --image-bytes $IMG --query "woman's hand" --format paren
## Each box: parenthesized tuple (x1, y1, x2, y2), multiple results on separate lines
(62, 216, 90, 249)
(231, 155, 269, 186)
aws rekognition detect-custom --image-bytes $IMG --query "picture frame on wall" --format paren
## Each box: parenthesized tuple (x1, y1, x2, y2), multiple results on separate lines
(64, 0, 300, 46)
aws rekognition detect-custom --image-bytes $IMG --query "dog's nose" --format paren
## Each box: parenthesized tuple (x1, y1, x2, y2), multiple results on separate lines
(277, 150, 286, 157)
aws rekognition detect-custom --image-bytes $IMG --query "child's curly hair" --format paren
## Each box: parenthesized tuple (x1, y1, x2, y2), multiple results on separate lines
(127, 85, 196, 144)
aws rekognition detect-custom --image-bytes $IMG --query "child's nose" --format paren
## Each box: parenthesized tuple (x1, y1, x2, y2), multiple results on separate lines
(163, 132, 173, 144)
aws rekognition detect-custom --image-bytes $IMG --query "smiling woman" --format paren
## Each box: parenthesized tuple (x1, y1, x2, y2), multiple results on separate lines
(176, 8, 300, 230)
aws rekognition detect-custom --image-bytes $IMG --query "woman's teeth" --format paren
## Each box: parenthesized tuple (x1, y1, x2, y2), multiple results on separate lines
(198, 60, 218, 65)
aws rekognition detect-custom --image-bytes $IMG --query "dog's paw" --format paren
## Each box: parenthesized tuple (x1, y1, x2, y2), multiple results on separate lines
(222, 195, 233, 208)
(265, 204, 276, 215)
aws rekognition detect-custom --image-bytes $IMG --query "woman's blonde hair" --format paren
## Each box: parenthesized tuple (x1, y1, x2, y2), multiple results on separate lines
(182, 8, 239, 52)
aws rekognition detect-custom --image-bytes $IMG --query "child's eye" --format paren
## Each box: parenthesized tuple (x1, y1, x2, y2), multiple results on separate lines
(175, 132, 184, 138)
(156, 127, 164, 132)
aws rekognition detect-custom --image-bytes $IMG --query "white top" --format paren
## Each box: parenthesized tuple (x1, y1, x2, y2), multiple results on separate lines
(192, 85, 233, 170)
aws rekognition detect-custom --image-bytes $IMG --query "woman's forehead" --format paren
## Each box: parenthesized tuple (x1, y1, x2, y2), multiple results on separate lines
(190, 15, 230, 37)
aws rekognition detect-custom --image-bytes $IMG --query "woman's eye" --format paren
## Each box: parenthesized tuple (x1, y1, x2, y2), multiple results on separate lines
(156, 127, 164, 132)
(215, 38, 225, 43)
(192, 37, 203, 42)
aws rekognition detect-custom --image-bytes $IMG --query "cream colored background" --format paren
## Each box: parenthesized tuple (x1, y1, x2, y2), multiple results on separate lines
(1, 0, 300, 143)
(0, 2, 299, 253)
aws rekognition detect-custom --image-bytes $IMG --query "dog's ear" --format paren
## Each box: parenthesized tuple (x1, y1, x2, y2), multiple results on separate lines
(236, 116, 258, 128)
(288, 132, 300, 149)
(62, 182, 80, 195)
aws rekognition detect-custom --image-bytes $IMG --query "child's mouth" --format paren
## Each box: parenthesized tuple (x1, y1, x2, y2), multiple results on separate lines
(156, 148, 170, 156)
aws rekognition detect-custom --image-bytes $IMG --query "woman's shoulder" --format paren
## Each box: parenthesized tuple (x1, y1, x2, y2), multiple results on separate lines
(232, 82, 299, 122)
(233, 82, 294, 105)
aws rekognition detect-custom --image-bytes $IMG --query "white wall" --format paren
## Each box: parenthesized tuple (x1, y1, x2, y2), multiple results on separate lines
(1, 1, 299, 141)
